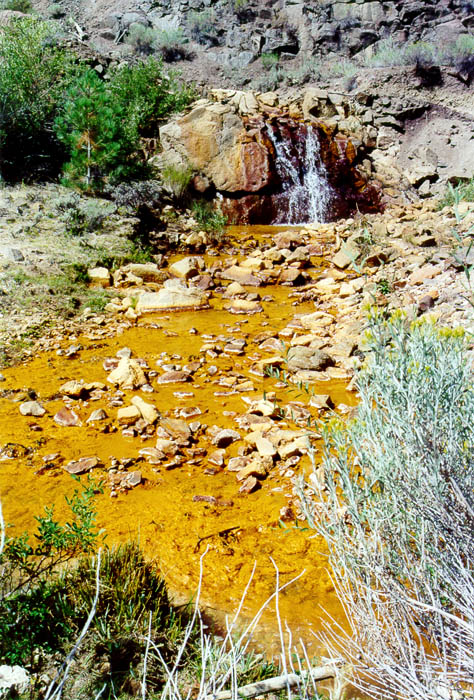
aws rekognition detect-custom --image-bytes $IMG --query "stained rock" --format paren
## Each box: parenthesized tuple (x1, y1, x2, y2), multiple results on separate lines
(157, 371, 192, 384)
(159, 418, 191, 441)
(220, 265, 262, 286)
(54, 407, 81, 427)
(212, 428, 241, 448)
(86, 408, 108, 423)
(59, 380, 88, 398)
(63, 456, 100, 475)
(287, 347, 334, 372)
(123, 470, 142, 488)
(136, 284, 208, 312)
(131, 396, 159, 424)
(239, 475, 259, 494)
(107, 357, 147, 390)
(88, 267, 111, 287)
(117, 405, 141, 425)
(255, 435, 278, 458)
(19, 401, 45, 417)
(169, 257, 202, 280)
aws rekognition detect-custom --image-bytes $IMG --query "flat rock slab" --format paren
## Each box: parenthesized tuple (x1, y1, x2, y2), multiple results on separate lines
(136, 289, 208, 312)
(63, 456, 100, 475)
(54, 407, 81, 427)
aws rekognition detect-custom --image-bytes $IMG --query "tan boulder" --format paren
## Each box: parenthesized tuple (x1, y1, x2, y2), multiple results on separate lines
(107, 357, 147, 390)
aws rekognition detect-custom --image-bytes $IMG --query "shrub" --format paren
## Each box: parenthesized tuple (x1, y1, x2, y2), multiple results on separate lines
(0, 18, 74, 181)
(261, 51, 279, 70)
(439, 178, 474, 209)
(191, 200, 227, 242)
(0, 0, 32, 11)
(299, 312, 474, 700)
(54, 68, 141, 191)
(162, 162, 193, 200)
(125, 24, 158, 55)
(187, 9, 220, 46)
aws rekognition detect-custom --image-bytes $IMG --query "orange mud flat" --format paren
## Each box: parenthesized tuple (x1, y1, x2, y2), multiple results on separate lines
(0, 226, 356, 654)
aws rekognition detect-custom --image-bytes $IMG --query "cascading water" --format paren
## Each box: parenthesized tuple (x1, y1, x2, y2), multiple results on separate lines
(266, 122, 334, 225)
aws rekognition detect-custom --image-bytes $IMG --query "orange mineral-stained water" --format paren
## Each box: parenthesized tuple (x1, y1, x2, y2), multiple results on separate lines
(0, 226, 357, 656)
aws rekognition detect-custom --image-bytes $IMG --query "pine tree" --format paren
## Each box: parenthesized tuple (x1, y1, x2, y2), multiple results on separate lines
(54, 69, 130, 191)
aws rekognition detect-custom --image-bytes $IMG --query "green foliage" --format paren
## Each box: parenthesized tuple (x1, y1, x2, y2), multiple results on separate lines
(162, 162, 193, 199)
(0, 478, 102, 601)
(54, 68, 140, 191)
(365, 35, 474, 68)
(0, 21, 195, 187)
(439, 178, 474, 209)
(54, 193, 114, 235)
(191, 200, 227, 242)
(187, 9, 220, 46)
(126, 24, 191, 62)
(0, 18, 74, 181)
(261, 51, 279, 70)
(0, 0, 32, 11)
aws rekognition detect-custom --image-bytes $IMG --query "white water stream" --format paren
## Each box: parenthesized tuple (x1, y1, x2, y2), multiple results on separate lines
(266, 123, 333, 225)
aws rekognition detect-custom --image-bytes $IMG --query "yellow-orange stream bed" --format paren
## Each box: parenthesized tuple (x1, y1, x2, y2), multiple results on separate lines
(0, 226, 357, 656)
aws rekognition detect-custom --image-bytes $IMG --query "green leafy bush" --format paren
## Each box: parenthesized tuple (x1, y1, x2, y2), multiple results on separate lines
(187, 9, 220, 46)
(191, 200, 227, 243)
(0, 18, 74, 181)
(162, 162, 193, 199)
(300, 312, 474, 700)
(0, 0, 32, 11)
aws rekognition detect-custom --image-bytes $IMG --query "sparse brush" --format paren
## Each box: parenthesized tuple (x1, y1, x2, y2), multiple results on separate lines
(299, 312, 474, 700)
(162, 162, 193, 199)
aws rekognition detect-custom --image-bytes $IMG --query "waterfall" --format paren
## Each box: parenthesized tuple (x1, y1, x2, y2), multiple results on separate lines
(266, 123, 333, 225)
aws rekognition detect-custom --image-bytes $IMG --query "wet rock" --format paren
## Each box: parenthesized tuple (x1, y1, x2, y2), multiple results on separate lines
(116, 347, 132, 359)
(226, 298, 263, 314)
(63, 456, 100, 475)
(117, 405, 141, 425)
(309, 394, 334, 410)
(159, 418, 191, 441)
(278, 268, 306, 285)
(131, 396, 159, 424)
(157, 371, 191, 384)
(59, 380, 88, 398)
(169, 256, 202, 280)
(220, 265, 262, 286)
(208, 449, 225, 466)
(212, 428, 241, 448)
(19, 400, 45, 417)
(107, 357, 147, 390)
(255, 435, 277, 458)
(155, 439, 180, 457)
(54, 407, 81, 426)
(139, 447, 165, 463)
(193, 494, 217, 504)
(123, 470, 142, 488)
(239, 475, 260, 494)
(287, 347, 334, 372)
(136, 282, 208, 312)
(86, 408, 108, 423)
(278, 436, 309, 459)
(225, 281, 247, 296)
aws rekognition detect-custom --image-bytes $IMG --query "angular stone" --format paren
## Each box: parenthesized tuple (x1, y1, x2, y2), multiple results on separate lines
(88, 267, 111, 287)
(19, 401, 45, 417)
(123, 470, 142, 488)
(309, 394, 334, 410)
(220, 265, 262, 286)
(117, 405, 141, 425)
(136, 285, 207, 312)
(59, 380, 87, 398)
(287, 347, 334, 372)
(86, 408, 108, 423)
(255, 435, 277, 458)
(169, 257, 202, 280)
(226, 298, 263, 314)
(63, 456, 100, 475)
(54, 407, 81, 427)
(107, 357, 147, 390)
(332, 243, 360, 269)
(212, 428, 241, 448)
(239, 475, 259, 494)
(157, 371, 191, 384)
(131, 396, 159, 424)
(159, 418, 191, 441)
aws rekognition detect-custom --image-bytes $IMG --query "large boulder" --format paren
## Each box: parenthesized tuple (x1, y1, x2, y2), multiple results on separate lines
(136, 279, 208, 312)
(159, 101, 271, 193)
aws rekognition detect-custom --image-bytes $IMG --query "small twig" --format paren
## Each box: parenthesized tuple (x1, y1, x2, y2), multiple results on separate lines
(142, 610, 153, 700)
(204, 665, 340, 700)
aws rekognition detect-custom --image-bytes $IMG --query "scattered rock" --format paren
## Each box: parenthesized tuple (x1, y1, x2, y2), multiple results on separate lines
(19, 401, 45, 417)
(54, 407, 81, 427)
(107, 357, 147, 390)
(212, 428, 241, 448)
(63, 456, 100, 475)
(131, 396, 159, 424)
(117, 405, 141, 425)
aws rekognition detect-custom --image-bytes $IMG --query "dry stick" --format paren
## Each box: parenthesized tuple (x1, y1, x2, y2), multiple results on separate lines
(142, 610, 153, 700)
(205, 665, 339, 700)
(44, 549, 102, 700)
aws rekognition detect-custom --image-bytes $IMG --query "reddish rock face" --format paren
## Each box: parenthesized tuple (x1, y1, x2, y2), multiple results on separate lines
(160, 100, 381, 225)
